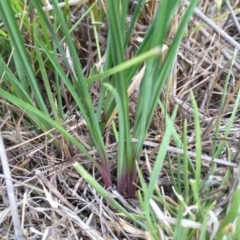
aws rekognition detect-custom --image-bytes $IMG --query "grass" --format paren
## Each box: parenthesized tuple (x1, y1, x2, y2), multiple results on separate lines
(0, 0, 240, 239)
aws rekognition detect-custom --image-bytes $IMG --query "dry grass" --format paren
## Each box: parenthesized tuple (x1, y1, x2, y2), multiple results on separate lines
(1, 0, 240, 239)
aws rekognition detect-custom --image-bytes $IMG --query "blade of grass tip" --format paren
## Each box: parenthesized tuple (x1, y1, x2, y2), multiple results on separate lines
(0, 1, 49, 115)
(73, 162, 146, 229)
(190, 91, 202, 188)
(183, 119, 190, 204)
(166, 151, 178, 191)
(111, 122, 119, 142)
(158, 100, 196, 177)
(124, 0, 144, 48)
(214, 50, 239, 158)
(145, 107, 177, 204)
(176, 152, 182, 192)
(212, 49, 238, 157)
(150, 0, 198, 116)
(220, 148, 232, 189)
(216, 185, 240, 239)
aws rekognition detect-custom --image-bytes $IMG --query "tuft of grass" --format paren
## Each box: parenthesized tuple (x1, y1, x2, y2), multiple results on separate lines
(0, 0, 198, 198)
(1, 0, 240, 239)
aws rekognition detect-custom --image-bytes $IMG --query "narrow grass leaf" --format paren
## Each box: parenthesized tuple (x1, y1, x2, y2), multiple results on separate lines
(0, 1, 49, 115)
(102, 83, 125, 185)
(158, 100, 196, 177)
(34, 31, 60, 123)
(106, 0, 132, 165)
(86, 47, 161, 86)
(173, 200, 185, 240)
(0, 88, 98, 166)
(190, 91, 202, 188)
(214, 52, 240, 158)
(145, 107, 177, 201)
(183, 119, 190, 203)
(216, 185, 240, 239)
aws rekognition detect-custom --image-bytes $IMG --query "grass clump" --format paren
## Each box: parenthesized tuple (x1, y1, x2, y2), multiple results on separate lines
(0, 0, 240, 239)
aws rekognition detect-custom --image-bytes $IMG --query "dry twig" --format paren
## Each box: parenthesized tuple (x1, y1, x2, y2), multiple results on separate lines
(0, 132, 27, 240)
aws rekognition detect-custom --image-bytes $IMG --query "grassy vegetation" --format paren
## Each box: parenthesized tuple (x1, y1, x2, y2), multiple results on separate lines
(0, 0, 240, 239)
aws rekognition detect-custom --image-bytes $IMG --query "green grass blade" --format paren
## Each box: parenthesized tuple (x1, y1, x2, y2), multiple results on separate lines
(190, 91, 202, 188)
(0, 88, 97, 165)
(216, 185, 240, 239)
(34, 33, 60, 123)
(159, 100, 196, 177)
(213, 49, 238, 157)
(124, 0, 144, 48)
(86, 47, 161, 86)
(105, 0, 132, 160)
(102, 83, 125, 183)
(183, 119, 190, 203)
(0, 1, 49, 115)
(132, 0, 198, 161)
(145, 107, 177, 202)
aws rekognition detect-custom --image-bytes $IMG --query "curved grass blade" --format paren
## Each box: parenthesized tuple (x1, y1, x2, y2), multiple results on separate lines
(0, 1, 49, 115)
(0, 88, 99, 167)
